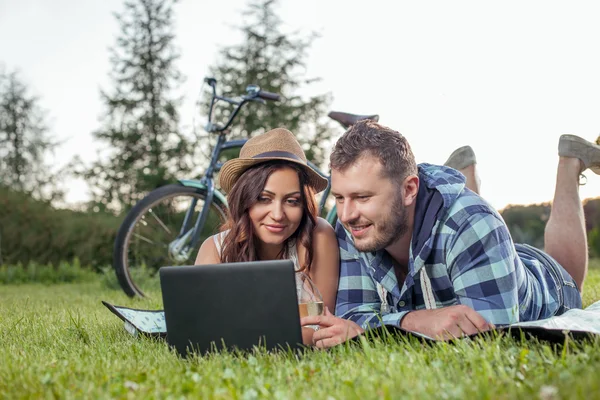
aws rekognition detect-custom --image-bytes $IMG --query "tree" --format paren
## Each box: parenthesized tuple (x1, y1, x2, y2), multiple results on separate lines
(85, 0, 190, 213)
(0, 68, 63, 202)
(202, 0, 338, 168)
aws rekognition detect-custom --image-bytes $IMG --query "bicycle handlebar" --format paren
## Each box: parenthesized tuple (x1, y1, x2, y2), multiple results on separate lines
(204, 78, 281, 133)
(257, 90, 280, 101)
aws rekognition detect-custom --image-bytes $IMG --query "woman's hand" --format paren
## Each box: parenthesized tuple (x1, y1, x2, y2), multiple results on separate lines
(301, 326, 317, 345)
(300, 307, 364, 348)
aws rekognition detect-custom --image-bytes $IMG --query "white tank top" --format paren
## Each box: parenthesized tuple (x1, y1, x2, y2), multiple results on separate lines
(212, 230, 301, 271)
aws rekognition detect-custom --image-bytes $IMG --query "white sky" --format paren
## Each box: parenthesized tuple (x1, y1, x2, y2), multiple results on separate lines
(2, 0, 600, 210)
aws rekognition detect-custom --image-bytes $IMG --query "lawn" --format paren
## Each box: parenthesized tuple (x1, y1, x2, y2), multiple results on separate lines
(1, 263, 600, 399)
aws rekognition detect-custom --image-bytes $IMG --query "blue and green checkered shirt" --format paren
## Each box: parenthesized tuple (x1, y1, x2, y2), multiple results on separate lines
(335, 163, 567, 329)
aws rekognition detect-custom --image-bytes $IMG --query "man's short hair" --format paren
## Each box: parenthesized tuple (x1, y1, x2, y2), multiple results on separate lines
(330, 120, 417, 184)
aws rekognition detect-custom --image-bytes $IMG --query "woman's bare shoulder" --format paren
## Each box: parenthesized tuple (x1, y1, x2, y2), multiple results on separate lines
(195, 234, 221, 265)
(296, 218, 336, 261)
(314, 217, 336, 239)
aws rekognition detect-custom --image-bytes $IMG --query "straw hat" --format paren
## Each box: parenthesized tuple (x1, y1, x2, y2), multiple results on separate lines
(219, 128, 329, 194)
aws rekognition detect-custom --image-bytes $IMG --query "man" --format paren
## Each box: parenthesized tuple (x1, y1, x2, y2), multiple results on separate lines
(301, 120, 599, 347)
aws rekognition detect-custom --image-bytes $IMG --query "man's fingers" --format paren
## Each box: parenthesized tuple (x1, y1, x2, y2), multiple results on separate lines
(324, 306, 333, 316)
(438, 308, 493, 339)
(463, 308, 493, 333)
(436, 326, 462, 341)
(456, 318, 480, 337)
(401, 305, 495, 340)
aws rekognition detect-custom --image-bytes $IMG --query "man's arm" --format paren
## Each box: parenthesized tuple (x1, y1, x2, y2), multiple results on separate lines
(335, 247, 495, 340)
(353, 207, 512, 340)
(315, 220, 499, 344)
(445, 210, 521, 325)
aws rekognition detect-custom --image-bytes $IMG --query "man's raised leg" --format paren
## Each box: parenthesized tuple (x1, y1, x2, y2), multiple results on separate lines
(444, 145, 481, 194)
(458, 164, 481, 195)
(544, 134, 600, 291)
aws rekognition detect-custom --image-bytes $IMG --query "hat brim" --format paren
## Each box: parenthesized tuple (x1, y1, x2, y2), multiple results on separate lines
(219, 157, 329, 194)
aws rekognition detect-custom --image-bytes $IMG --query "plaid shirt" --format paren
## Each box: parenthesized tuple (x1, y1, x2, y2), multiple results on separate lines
(335, 163, 563, 329)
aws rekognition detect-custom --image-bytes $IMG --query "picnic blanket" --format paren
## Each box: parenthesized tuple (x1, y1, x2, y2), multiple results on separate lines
(102, 301, 167, 338)
(102, 300, 600, 343)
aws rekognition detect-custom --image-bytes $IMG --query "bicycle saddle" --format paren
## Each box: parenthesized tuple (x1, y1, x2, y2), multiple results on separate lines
(327, 111, 379, 129)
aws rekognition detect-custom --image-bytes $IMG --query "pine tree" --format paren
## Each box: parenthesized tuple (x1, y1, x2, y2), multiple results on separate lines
(203, 0, 337, 167)
(0, 69, 62, 202)
(86, 0, 189, 212)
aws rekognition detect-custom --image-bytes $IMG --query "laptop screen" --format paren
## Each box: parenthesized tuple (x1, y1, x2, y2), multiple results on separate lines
(160, 260, 303, 357)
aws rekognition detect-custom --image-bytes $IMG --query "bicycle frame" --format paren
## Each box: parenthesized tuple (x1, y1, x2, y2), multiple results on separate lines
(174, 134, 241, 257)
(306, 160, 333, 215)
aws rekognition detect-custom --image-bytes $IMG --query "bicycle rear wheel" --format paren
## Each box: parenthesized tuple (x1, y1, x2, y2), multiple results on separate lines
(113, 184, 228, 297)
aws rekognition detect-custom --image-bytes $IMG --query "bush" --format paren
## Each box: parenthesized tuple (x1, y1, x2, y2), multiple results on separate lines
(99, 264, 159, 292)
(500, 203, 550, 249)
(0, 188, 121, 270)
(501, 198, 600, 252)
(0, 259, 99, 284)
(589, 228, 600, 258)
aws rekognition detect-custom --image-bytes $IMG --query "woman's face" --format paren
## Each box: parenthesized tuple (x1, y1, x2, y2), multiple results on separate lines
(248, 166, 304, 247)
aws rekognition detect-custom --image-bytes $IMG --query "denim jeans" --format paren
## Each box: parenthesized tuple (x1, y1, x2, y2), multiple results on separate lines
(516, 243, 582, 314)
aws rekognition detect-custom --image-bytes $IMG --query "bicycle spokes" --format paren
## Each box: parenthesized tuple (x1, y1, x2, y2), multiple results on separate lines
(168, 229, 195, 263)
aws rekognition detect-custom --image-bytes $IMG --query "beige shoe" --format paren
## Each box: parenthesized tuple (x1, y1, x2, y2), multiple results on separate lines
(444, 145, 476, 170)
(558, 134, 600, 175)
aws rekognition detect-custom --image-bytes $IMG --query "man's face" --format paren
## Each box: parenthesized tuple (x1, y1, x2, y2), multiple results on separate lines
(331, 155, 409, 252)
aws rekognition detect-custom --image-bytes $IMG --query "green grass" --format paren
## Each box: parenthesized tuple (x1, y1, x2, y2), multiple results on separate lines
(1, 267, 600, 399)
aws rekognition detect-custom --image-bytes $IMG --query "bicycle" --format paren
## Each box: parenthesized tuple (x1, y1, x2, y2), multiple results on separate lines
(113, 77, 379, 297)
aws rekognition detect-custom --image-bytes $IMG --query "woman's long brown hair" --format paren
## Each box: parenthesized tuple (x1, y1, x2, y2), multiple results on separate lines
(219, 161, 318, 271)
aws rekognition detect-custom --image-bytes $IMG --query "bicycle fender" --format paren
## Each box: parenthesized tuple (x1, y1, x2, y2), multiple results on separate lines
(178, 179, 228, 206)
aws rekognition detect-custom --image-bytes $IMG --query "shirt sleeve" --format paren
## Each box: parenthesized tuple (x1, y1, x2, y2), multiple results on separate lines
(445, 210, 521, 325)
(334, 222, 410, 329)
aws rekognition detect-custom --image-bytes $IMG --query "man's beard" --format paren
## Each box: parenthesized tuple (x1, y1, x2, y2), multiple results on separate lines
(352, 193, 409, 253)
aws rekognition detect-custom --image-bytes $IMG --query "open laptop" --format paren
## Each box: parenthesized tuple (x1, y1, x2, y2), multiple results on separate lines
(159, 260, 303, 357)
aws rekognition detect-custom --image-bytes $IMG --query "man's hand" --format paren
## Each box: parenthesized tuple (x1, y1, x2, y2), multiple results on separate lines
(401, 305, 494, 340)
(300, 307, 364, 348)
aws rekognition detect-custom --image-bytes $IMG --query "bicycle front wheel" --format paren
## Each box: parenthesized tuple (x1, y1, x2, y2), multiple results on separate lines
(113, 184, 228, 297)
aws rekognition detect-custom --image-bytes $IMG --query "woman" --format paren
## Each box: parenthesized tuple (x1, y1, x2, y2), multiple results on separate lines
(195, 127, 339, 345)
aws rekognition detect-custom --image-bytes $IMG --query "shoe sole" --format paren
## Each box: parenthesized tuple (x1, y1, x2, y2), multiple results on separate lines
(559, 134, 600, 175)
